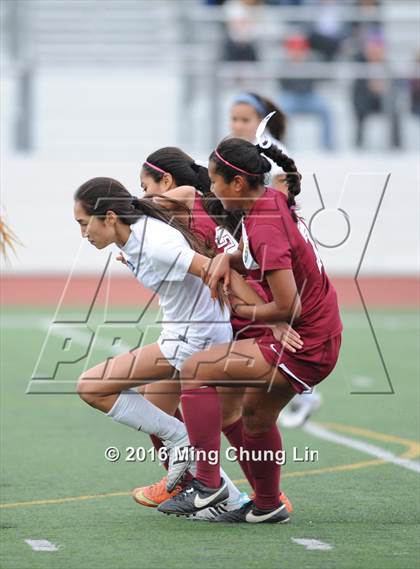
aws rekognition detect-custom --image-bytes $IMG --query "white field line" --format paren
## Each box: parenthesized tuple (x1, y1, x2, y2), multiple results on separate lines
(2, 312, 418, 330)
(291, 538, 333, 551)
(304, 422, 420, 474)
(350, 375, 375, 387)
(24, 539, 59, 552)
(1, 316, 46, 329)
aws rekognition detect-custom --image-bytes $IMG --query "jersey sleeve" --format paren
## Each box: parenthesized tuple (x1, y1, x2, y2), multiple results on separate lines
(250, 218, 292, 272)
(147, 221, 195, 282)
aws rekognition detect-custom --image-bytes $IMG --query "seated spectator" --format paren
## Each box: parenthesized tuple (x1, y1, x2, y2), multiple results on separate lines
(352, 34, 401, 148)
(279, 35, 335, 150)
(307, 0, 349, 61)
(221, 0, 261, 62)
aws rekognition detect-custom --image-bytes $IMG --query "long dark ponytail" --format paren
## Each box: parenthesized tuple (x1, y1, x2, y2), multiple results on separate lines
(210, 138, 301, 222)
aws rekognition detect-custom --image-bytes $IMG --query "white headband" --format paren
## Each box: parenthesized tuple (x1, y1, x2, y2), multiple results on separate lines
(255, 111, 276, 149)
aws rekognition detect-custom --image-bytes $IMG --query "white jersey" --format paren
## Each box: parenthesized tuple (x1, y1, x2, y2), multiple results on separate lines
(121, 216, 231, 343)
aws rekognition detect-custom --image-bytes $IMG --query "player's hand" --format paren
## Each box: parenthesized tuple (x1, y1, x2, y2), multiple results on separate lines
(116, 252, 127, 265)
(271, 322, 303, 353)
(201, 253, 231, 299)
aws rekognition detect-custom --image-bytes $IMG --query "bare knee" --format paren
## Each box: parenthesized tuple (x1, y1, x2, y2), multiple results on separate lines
(76, 376, 101, 408)
(242, 405, 276, 434)
(222, 408, 242, 430)
(180, 355, 206, 390)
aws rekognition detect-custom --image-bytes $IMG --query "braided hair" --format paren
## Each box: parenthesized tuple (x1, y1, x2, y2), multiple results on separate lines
(258, 144, 301, 221)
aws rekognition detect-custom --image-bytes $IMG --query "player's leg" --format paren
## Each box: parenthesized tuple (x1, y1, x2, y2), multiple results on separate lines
(217, 386, 256, 489)
(237, 383, 294, 521)
(132, 380, 185, 507)
(77, 342, 176, 410)
(133, 381, 247, 513)
(158, 338, 294, 518)
(77, 343, 190, 490)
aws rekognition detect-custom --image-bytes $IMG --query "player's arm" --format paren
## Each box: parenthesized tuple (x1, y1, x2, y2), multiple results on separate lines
(188, 252, 262, 304)
(152, 186, 196, 210)
(232, 269, 302, 324)
(188, 253, 303, 352)
(189, 253, 302, 351)
(201, 240, 246, 295)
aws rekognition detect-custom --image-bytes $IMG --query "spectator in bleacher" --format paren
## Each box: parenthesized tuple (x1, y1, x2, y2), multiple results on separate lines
(349, 0, 383, 59)
(221, 0, 261, 62)
(307, 0, 349, 61)
(351, 33, 401, 148)
(279, 35, 335, 150)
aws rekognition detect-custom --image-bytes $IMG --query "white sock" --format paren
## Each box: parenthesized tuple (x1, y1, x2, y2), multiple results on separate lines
(221, 467, 242, 502)
(107, 391, 186, 443)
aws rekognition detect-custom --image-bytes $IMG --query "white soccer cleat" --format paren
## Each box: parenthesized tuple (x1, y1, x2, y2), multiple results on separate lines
(278, 391, 322, 429)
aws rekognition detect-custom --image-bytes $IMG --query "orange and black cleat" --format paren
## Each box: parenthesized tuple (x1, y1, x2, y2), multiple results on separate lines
(132, 476, 182, 508)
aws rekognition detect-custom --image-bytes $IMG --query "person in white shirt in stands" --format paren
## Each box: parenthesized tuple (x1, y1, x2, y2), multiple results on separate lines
(73, 176, 264, 511)
(229, 93, 322, 428)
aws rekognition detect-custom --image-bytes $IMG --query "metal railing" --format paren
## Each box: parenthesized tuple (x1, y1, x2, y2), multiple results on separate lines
(1, 0, 419, 152)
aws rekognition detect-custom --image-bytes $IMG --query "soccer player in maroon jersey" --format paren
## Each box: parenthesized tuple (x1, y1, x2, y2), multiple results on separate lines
(129, 147, 297, 517)
(158, 137, 342, 523)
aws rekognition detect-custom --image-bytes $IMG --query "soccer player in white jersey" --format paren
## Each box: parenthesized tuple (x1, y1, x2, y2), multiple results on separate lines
(73, 176, 264, 507)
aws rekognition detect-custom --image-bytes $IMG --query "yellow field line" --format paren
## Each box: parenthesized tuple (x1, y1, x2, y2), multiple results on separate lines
(1, 422, 418, 510)
(0, 491, 131, 509)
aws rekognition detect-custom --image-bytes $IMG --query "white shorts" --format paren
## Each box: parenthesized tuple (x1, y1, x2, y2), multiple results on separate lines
(158, 326, 233, 371)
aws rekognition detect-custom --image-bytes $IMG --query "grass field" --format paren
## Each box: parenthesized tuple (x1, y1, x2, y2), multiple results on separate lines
(1, 307, 419, 569)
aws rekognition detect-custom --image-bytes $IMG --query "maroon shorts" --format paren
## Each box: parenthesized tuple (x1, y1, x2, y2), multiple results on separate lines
(257, 332, 342, 394)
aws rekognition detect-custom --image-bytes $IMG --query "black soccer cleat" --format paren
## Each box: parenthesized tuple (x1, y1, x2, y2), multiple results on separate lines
(212, 500, 290, 524)
(157, 477, 229, 516)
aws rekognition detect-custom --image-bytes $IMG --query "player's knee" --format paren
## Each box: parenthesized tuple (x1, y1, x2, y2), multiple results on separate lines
(221, 399, 242, 430)
(180, 355, 205, 390)
(242, 406, 274, 434)
(76, 376, 98, 407)
(222, 409, 242, 430)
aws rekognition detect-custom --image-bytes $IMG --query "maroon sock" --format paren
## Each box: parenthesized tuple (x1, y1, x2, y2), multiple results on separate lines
(242, 424, 282, 511)
(223, 417, 255, 490)
(181, 386, 221, 489)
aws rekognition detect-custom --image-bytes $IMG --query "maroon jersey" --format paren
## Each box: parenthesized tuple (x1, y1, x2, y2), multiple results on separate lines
(242, 187, 342, 346)
(190, 194, 218, 248)
(188, 192, 265, 335)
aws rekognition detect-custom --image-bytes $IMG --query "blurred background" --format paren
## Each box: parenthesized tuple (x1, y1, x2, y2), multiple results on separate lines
(0, 0, 418, 295)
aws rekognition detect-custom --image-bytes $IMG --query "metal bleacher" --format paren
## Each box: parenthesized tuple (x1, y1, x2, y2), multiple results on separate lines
(1, 0, 419, 155)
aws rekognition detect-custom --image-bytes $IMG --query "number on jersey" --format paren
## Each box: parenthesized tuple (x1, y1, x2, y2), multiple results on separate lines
(297, 219, 323, 273)
(215, 226, 239, 254)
